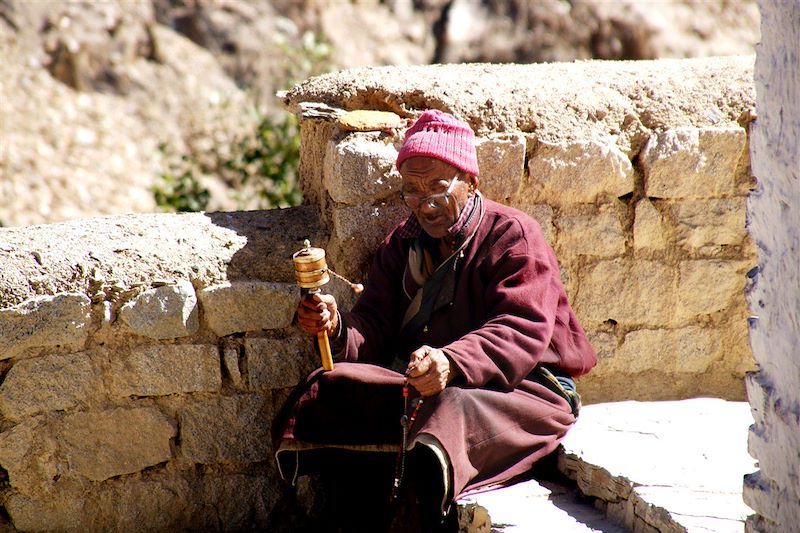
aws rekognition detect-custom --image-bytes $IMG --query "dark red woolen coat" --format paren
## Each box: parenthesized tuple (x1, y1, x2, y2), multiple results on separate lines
(275, 198, 597, 503)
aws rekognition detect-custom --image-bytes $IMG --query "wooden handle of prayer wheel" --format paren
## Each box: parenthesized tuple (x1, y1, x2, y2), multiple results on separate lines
(317, 330, 334, 371)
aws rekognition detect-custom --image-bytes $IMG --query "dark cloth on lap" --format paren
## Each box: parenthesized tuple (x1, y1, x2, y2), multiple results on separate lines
(274, 362, 575, 500)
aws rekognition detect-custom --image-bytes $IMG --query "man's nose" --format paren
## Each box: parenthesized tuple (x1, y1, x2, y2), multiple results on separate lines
(418, 201, 441, 214)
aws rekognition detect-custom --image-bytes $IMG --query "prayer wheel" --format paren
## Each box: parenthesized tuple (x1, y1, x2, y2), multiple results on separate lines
(292, 240, 334, 371)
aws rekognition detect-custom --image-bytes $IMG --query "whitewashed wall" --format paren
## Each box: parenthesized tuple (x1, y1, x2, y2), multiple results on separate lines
(743, 2, 800, 531)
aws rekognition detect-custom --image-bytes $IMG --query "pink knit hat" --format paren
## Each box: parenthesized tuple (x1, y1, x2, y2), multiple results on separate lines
(396, 110, 480, 175)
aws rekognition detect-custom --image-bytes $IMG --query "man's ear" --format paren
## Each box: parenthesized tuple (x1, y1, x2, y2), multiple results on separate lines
(470, 175, 479, 191)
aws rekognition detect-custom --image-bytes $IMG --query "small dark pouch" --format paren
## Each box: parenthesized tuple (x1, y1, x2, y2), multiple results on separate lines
(530, 365, 582, 417)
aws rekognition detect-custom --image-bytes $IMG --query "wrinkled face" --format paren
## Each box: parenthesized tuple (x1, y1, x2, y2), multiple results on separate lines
(399, 156, 473, 239)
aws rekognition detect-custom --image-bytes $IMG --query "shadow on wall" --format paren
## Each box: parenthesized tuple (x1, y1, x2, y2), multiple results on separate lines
(205, 206, 328, 284)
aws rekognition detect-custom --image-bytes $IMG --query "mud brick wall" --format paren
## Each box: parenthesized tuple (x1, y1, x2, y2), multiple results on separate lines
(0, 56, 759, 530)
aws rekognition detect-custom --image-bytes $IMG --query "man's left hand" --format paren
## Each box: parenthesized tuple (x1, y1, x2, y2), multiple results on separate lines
(406, 346, 455, 397)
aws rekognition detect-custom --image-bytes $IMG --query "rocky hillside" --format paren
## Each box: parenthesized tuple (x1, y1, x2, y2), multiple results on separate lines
(0, 0, 759, 227)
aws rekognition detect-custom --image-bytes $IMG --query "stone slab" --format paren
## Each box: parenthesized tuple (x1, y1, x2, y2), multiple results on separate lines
(246, 336, 317, 390)
(118, 281, 199, 339)
(0, 293, 90, 360)
(199, 281, 299, 337)
(324, 134, 400, 205)
(555, 203, 626, 258)
(59, 407, 176, 482)
(573, 259, 676, 327)
(475, 133, 526, 201)
(526, 138, 634, 205)
(5, 491, 83, 532)
(0, 418, 58, 497)
(633, 199, 667, 253)
(670, 198, 749, 256)
(0, 351, 101, 420)
(558, 399, 757, 532)
(108, 344, 221, 397)
(329, 204, 409, 280)
(458, 478, 628, 533)
(179, 394, 272, 464)
(642, 127, 747, 199)
(458, 399, 756, 532)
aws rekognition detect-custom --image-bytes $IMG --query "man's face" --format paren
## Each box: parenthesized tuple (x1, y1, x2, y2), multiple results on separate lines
(399, 157, 472, 239)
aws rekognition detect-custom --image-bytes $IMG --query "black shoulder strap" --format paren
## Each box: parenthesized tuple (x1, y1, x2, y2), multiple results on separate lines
(399, 253, 458, 340)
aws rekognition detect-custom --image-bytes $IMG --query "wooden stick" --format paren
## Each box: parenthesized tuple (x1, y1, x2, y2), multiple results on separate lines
(317, 330, 334, 371)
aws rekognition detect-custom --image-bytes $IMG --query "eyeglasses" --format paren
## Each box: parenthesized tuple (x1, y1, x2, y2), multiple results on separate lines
(400, 175, 459, 210)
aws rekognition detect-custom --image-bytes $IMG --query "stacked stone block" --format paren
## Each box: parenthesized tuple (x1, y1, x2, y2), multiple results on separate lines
(0, 209, 327, 531)
(0, 276, 315, 531)
(577, 127, 755, 401)
(292, 63, 756, 404)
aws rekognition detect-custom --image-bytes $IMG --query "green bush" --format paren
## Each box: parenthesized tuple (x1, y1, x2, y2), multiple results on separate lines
(154, 31, 330, 212)
(224, 113, 302, 209)
(153, 168, 211, 213)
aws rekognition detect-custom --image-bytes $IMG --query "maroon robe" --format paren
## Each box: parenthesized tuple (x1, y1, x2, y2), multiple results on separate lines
(275, 197, 596, 506)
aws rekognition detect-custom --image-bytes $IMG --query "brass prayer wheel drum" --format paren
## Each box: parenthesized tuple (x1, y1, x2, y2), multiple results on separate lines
(292, 241, 330, 289)
(292, 240, 335, 372)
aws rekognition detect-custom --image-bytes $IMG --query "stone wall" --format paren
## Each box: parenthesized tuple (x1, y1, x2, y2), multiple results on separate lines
(743, 2, 800, 531)
(0, 209, 331, 531)
(284, 56, 758, 403)
(0, 57, 758, 530)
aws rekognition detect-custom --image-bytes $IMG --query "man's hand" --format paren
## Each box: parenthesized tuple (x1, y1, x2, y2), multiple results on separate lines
(406, 345, 455, 397)
(297, 292, 339, 337)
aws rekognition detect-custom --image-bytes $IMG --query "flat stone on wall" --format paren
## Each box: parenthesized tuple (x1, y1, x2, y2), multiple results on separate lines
(633, 199, 668, 253)
(223, 344, 244, 387)
(179, 395, 272, 464)
(59, 407, 175, 481)
(475, 134, 526, 201)
(573, 259, 676, 326)
(246, 336, 317, 390)
(0, 293, 90, 360)
(0, 418, 58, 497)
(518, 204, 556, 245)
(329, 204, 409, 279)
(676, 260, 749, 321)
(554, 203, 627, 258)
(613, 327, 722, 374)
(108, 344, 222, 397)
(520, 139, 634, 205)
(4, 491, 84, 532)
(0, 351, 101, 420)
(670, 198, 749, 255)
(91, 477, 193, 533)
(324, 134, 401, 205)
(198, 473, 276, 529)
(119, 281, 199, 340)
(642, 127, 747, 199)
(199, 281, 299, 337)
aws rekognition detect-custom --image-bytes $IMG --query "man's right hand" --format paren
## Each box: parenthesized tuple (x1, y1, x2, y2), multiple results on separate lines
(297, 292, 339, 337)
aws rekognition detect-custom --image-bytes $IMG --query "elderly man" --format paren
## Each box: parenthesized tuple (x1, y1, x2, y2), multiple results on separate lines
(274, 109, 596, 532)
